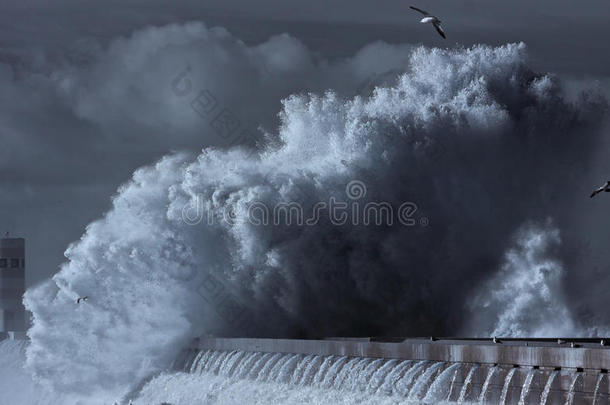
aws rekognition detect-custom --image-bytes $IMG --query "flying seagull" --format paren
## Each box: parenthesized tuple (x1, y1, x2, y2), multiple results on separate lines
(410, 6, 446, 39)
(76, 296, 88, 304)
(590, 181, 610, 198)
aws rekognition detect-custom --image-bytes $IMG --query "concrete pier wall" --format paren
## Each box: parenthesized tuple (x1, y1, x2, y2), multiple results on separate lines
(193, 337, 610, 371)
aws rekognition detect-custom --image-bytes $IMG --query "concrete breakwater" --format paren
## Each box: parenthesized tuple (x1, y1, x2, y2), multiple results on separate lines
(177, 337, 610, 404)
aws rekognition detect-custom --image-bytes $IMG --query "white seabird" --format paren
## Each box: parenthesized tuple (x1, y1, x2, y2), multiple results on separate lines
(76, 296, 88, 304)
(590, 180, 610, 198)
(410, 6, 446, 39)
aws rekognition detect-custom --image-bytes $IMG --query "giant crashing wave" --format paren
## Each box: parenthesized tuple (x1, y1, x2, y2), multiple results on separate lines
(23, 42, 608, 400)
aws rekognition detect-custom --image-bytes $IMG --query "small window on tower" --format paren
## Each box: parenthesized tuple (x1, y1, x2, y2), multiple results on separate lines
(10, 258, 19, 268)
(0, 259, 6, 268)
(21, 258, 25, 267)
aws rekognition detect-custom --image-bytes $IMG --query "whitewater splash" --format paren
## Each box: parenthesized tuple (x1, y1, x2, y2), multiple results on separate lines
(137, 349, 455, 404)
(0, 339, 65, 404)
(128, 349, 604, 405)
(20, 24, 609, 400)
(1, 335, 607, 405)
(465, 225, 576, 338)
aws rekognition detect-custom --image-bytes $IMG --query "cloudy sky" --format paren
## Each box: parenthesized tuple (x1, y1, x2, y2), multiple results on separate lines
(3, 0, 610, 74)
(1, 0, 610, 288)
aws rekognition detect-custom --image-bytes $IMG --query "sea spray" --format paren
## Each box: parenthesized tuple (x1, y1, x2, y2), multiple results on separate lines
(25, 37, 608, 401)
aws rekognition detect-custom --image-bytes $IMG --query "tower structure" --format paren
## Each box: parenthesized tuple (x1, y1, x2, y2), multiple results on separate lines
(0, 236, 25, 332)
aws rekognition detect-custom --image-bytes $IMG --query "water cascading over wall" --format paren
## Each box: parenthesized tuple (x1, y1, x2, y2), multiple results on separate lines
(170, 338, 610, 405)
